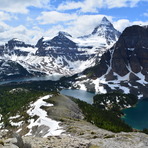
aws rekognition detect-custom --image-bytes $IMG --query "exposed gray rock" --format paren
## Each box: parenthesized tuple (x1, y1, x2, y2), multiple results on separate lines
(22, 132, 148, 148)
(0, 138, 19, 148)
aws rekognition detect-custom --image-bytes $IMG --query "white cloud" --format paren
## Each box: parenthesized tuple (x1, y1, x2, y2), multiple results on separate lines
(44, 25, 65, 38)
(0, 14, 113, 44)
(80, 0, 104, 12)
(0, 24, 43, 45)
(57, 0, 104, 13)
(113, 19, 148, 32)
(132, 20, 148, 26)
(0, 12, 13, 21)
(113, 19, 131, 32)
(0, 22, 10, 33)
(58, 0, 103, 12)
(37, 13, 113, 37)
(57, 1, 83, 11)
(57, 0, 147, 12)
(39, 14, 148, 39)
(37, 11, 77, 24)
(26, 17, 33, 22)
(0, 10, 147, 46)
(66, 15, 113, 37)
(0, 0, 50, 13)
(144, 12, 148, 17)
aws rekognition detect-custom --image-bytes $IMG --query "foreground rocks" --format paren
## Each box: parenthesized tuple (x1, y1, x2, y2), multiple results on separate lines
(23, 132, 148, 148)
(1, 131, 148, 148)
(0, 138, 18, 148)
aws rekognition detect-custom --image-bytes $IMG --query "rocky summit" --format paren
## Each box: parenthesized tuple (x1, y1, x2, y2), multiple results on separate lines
(91, 17, 121, 45)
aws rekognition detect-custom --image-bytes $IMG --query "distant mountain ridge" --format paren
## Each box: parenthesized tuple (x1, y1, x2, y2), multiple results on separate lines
(0, 17, 120, 81)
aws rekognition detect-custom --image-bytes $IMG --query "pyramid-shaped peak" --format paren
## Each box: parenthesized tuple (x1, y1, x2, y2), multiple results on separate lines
(100, 17, 112, 25)
(92, 17, 113, 35)
(58, 31, 72, 37)
(102, 16, 109, 22)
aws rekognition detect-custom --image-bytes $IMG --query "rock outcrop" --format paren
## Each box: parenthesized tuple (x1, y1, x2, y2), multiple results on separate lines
(87, 25, 148, 79)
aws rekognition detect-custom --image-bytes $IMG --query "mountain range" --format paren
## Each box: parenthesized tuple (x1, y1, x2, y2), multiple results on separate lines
(0, 16, 148, 99)
(0, 17, 120, 81)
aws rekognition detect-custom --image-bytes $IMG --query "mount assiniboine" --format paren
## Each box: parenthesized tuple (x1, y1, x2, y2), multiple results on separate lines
(0, 16, 148, 99)
(0, 17, 120, 81)
(73, 25, 148, 99)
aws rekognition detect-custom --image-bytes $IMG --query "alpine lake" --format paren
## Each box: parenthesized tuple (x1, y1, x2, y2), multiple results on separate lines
(122, 99, 148, 130)
(0, 75, 148, 130)
(61, 89, 148, 130)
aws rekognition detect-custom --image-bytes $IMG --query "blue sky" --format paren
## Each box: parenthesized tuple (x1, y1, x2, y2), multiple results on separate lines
(0, 0, 148, 44)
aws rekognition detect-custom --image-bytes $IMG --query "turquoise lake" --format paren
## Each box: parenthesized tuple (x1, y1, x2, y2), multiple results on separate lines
(122, 99, 148, 130)
(61, 89, 148, 130)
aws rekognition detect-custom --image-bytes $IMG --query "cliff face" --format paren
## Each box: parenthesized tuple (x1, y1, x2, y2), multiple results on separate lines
(111, 25, 148, 78)
(90, 25, 148, 80)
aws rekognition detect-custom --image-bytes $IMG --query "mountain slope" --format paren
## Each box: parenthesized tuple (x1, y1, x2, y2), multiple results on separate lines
(0, 59, 32, 80)
(73, 25, 148, 99)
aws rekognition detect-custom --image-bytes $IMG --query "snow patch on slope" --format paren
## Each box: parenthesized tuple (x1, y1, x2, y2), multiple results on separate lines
(93, 78, 107, 94)
(14, 47, 37, 54)
(26, 95, 64, 137)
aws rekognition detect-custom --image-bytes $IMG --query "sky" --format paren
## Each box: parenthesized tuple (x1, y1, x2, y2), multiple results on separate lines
(0, 0, 148, 45)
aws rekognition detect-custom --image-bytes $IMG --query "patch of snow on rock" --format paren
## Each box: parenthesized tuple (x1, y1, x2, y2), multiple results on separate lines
(93, 77, 107, 93)
(10, 121, 23, 127)
(26, 95, 64, 137)
(79, 83, 87, 91)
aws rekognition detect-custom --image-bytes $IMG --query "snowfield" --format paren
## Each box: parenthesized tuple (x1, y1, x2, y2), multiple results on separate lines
(26, 95, 64, 137)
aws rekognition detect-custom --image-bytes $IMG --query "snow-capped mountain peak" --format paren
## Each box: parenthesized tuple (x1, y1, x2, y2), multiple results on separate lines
(10, 38, 23, 42)
(92, 17, 113, 35)
(100, 17, 112, 26)
(58, 31, 72, 38)
(90, 17, 121, 45)
(7, 38, 25, 48)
